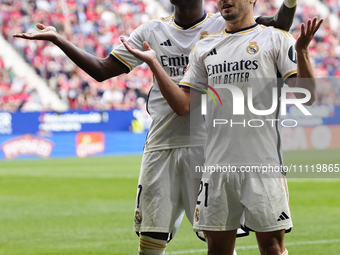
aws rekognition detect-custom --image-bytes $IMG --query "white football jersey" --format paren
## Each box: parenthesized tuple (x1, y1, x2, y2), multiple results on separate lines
(180, 24, 297, 167)
(112, 13, 227, 152)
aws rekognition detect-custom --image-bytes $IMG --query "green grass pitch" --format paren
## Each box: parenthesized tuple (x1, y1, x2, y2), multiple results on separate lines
(0, 149, 339, 255)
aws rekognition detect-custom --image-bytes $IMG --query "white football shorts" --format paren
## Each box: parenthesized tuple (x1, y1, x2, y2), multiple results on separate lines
(134, 147, 204, 235)
(193, 171, 293, 233)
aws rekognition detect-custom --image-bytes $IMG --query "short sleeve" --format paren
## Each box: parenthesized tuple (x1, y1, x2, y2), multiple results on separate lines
(179, 45, 208, 93)
(110, 24, 146, 71)
(276, 32, 297, 81)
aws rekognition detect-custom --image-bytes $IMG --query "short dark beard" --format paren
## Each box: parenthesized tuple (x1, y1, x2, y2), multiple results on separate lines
(222, 13, 238, 21)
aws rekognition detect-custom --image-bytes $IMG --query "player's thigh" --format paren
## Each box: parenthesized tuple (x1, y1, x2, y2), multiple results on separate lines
(241, 173, 292, 232)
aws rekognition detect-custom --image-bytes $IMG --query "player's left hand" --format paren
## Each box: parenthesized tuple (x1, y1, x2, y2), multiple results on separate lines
(295, 17, 323, 52)
(120, 37, 157, 65)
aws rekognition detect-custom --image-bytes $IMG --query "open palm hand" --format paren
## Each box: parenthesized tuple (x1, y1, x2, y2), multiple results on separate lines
(296, 17, 323, 52)
(13, 23, 58, 43)
(120, 37, 157, 65)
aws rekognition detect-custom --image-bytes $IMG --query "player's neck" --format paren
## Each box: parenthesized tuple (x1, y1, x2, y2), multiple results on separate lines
(174, 5, 205, 29)
(225, 13, 255, 32)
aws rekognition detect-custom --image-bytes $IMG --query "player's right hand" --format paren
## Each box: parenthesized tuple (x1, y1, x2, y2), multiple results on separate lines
(12, 23, 58, 43)
(120, 37, 157, 66)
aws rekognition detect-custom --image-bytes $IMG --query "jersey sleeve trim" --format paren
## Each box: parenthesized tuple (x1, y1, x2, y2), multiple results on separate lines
(178, 85, 191, 90)
(110, 51, 133, 71)
(283, 70, 297, 80)
(179, 82, 206, 93)
(273, 28, 293, 38)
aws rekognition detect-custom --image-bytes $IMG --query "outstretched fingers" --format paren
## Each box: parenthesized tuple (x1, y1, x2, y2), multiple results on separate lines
(13, 32, 31, 39)
(304, 17, 323, 37)
(300, 23, 306, 37)
(120, 37, 135, 53)
(313, 18, 323, 35)
(306, 19, 312, 36)
(12, 23, 56, 40)
(300, 17, 323, 39)
(296, 17, 324, 51)
(120, 37, 151, 55)
(120, 37, 156, 64)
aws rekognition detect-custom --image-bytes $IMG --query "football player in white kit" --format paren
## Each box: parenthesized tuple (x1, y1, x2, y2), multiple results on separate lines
(121, 0, 322, 254)
(13, 1, 298, 254)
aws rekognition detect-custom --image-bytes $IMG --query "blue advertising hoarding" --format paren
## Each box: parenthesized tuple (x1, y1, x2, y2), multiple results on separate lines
(0, 131, 147, 160)
(0, 109, 148, 159)
(1, 105, 340, 159)
(0, 110, 134, 135)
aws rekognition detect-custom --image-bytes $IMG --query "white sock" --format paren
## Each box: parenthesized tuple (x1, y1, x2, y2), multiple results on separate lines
(282, 249, 288, 255)
(138, 234, 167, 255)
(284, 0, 297, 8)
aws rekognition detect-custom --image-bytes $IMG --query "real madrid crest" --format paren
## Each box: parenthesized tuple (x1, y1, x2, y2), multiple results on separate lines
(246, 41, 259, 54)
(200, 31, 208, 40)
(134, 210, 141, 224)
(195, 208, 200, 222)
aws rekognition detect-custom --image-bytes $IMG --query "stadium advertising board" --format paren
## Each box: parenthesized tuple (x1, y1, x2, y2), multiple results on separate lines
(1, 134, 54, 159)
(0, 131, 147, 160)
(0, 104, 340, 160)
(282, 125, 340, 151)
(0, 109, 148, 160)
(76, 132, 105, 158)
(0, 110, 134, 135)
(2, 106, 340, 135)
(0, 112, 12, 135)
(281, 104, 340, 150)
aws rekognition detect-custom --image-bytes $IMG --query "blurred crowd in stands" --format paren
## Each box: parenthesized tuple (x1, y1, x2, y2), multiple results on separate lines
(0, 56, 42, 111)
(1, 0, 340, 112)
(1, 0, 153, 112)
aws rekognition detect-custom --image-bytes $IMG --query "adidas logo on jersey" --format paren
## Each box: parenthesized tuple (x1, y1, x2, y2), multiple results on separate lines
(277, 211, 290, 221)
(160, 39, 172, 46)
(207, 48, 217, 57)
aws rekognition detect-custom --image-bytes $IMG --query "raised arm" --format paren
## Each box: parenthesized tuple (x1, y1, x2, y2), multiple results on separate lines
(287, 18, 323, 105)
(256, 0, 296, 31)
(13, 23, 129, 82)
(121, 38, 192, 116)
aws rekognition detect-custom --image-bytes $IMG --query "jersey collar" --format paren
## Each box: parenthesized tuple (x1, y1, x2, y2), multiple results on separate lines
(224, 23, 258, 35)
(173, 12, 207, 30)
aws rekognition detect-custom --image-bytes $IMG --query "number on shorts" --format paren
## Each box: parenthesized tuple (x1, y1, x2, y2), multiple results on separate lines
(196, 181, 209, 207)
(197, 181, 203, 205)
(137, 184, 142, 208)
